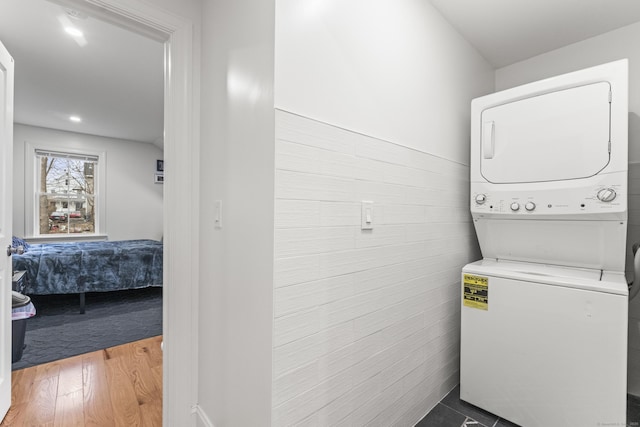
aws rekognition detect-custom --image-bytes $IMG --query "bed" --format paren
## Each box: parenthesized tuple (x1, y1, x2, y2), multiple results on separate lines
(12, 239, 163, 313)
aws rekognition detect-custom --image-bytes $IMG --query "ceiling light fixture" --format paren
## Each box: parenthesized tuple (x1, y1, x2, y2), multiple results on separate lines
(69, 115, 82, 123)
(64, 26, 83, 37)
(58, 14, 87, 47)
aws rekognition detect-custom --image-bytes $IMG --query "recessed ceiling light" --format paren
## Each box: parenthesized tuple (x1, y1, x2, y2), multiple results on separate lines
(58, 15, 87, 47)
(69, 116, 82, 123)
(64, 27, 83, 38)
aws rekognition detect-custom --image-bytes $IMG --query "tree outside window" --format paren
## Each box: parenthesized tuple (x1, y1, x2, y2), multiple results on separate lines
(37, 152, 97, 235)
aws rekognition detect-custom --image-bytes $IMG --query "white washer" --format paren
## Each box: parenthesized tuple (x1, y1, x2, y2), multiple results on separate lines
(461, 60, 629, 426)
(461, 260, 627, 427)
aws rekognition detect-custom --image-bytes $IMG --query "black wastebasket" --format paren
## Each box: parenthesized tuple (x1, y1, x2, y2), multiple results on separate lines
(12, 291, 34, 363)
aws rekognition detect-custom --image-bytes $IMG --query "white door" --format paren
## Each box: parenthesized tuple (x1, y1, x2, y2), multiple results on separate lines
(0, 40, 14, 421)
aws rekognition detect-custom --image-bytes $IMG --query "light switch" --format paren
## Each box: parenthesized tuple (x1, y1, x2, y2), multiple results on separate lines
(361, 201, 373, 230)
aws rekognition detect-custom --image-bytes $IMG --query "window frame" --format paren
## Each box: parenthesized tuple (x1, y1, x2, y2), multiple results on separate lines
(24, 142, 107, 240)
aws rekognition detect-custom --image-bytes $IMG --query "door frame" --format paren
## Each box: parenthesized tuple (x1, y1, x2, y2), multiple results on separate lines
(56, 0, 200, 425)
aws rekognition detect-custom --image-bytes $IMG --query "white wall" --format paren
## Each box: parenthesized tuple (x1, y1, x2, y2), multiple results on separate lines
(199, 0, 275, 425)
(274, 0, 494, 166)
(12, 123, 163, 242)
(495, 22, 640, 397)
(273, 0, 493, 424)
(273, 111, 479, 425)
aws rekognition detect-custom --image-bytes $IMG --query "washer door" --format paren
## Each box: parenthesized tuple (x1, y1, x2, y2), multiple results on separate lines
(480, 81, 611, 183)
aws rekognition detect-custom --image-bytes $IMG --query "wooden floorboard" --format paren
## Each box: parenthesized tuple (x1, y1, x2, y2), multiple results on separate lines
(82, 351, 115, 427)
(0, 335, 162, 427)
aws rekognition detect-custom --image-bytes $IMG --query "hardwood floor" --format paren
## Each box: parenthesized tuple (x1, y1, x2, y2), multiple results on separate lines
(1, 335, 162, 427)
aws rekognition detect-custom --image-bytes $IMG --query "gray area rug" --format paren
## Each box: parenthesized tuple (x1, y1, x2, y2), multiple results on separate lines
(12, 287, 162, 370)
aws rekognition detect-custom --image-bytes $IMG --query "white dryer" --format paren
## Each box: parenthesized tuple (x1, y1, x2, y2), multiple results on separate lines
(461, 59, 629, 427)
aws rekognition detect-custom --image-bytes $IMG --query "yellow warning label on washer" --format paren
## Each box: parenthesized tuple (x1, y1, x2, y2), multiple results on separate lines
(463, 274, 488, 310)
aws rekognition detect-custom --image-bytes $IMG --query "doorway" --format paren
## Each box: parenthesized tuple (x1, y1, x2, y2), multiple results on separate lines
(1, 0, 197, 424)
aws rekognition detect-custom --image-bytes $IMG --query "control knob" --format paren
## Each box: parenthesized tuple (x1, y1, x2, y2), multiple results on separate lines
(475, 194, 487, 205)
(510, 202, 520, 212)
(525, 202, 536, 212)
(597, 188, 617, 202)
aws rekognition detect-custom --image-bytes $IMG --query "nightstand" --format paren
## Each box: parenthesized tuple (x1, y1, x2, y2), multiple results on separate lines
(12, 271, 26, 293)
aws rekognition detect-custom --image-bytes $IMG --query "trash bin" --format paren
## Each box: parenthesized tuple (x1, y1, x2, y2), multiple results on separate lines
(12, 291, 35, 363)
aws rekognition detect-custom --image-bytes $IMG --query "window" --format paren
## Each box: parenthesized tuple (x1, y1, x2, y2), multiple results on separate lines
(34, 149, 100, 236)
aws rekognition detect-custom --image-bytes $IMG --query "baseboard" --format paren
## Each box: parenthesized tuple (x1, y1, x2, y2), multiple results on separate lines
(192, 404, 215, 427)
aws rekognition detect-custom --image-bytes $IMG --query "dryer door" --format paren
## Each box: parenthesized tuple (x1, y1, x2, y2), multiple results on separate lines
(480, 82, 611, 183)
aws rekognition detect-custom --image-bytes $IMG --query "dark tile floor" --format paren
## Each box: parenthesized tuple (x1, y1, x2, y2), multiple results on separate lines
(416, 384, 640, 427)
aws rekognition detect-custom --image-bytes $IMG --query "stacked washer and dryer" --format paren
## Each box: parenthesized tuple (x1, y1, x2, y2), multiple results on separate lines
(460, 60, 630, 426)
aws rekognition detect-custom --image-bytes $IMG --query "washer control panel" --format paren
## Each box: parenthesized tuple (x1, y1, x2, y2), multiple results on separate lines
(471, 180, 626, 218)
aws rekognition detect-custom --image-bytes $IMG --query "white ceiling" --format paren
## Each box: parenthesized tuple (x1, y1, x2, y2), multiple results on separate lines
(0, 0, 164, 146)
(3, 0, 640, 147)
(428, 0, 640, 68)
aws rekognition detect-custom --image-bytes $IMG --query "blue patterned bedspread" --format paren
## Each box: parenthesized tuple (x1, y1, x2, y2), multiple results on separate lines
(12, 240, 163, 295)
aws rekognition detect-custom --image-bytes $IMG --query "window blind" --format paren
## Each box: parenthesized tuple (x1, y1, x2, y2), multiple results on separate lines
(35, 149, 99, 163)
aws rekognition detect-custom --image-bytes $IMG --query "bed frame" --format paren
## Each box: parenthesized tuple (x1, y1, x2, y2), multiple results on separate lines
(12, 239, 163, 313)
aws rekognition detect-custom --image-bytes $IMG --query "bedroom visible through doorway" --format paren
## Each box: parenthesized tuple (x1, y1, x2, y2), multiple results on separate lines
(0, 0, 165, 373)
